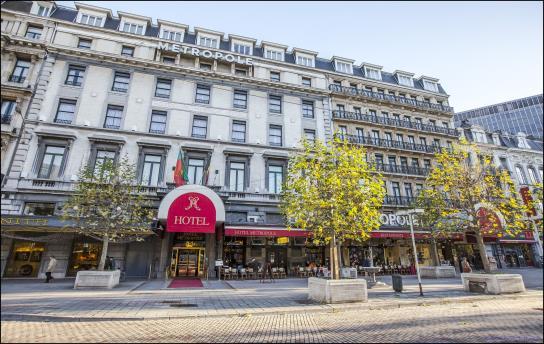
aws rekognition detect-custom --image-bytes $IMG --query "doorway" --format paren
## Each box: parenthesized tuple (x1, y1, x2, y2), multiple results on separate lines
(170, 248, 205, 277)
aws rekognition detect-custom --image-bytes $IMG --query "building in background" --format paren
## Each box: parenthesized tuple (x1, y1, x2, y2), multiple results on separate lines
(454, 94, 543, 140)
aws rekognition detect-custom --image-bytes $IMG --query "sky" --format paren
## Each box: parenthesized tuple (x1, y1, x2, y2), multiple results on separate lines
(56, 1, 543, 112)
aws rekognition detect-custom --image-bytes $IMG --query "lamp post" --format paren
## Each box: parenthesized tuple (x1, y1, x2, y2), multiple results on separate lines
(397, 208, 424, 296)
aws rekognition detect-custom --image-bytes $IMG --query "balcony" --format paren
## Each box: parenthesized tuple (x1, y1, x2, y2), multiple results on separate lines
(376, 163, 429, 177)
(1, 115, 12, 124)
(8, 75, 26, 83)
(383, 195, 416, 207)
(332, 110, 458, 137)
(329, 84, 454, 114)
(337, 134, 451, 155)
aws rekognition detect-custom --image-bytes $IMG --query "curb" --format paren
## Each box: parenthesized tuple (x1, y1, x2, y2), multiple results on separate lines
(2, 291, 541, 322)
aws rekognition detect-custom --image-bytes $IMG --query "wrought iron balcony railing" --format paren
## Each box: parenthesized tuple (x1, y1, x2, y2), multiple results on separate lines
(332, 110, 458, 136)
(329, 84, 454, 114)
(8, 75, 26, 83)
(1, 115, 12, 124)
(337, 134, 452, 155)
(375, 163, 429, 177)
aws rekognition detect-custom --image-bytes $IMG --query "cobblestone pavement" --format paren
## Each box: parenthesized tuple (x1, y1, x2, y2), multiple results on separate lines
(2, 296, 542, 343)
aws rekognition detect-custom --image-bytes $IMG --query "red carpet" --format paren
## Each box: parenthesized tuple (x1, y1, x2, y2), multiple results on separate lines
(168, 278, 203, 288)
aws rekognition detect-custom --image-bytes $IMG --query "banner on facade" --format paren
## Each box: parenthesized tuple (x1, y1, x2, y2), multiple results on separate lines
(167, 192, 216, 233)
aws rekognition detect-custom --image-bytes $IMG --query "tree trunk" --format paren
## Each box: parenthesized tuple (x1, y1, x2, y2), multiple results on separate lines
(474, 231, 491, 273)
(336, 241, 343, 277)
(430, 237, 440, 266)
(330, 234, 340, 280)
(98, 235, 109, 271)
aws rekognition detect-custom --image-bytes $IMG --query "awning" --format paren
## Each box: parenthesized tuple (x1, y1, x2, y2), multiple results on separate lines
(371, 231, 431, 239)
(499, 240, 536, 244)
(224, 226, 309, 237)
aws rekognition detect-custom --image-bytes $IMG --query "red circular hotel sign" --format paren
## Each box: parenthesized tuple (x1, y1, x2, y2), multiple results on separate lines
(167, 192, 216, 233)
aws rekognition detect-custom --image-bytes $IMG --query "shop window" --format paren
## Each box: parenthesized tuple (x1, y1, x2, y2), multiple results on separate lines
(4, 241, 45, 277)
(23, 202, 56, 216)
(67, 241, 102, 276)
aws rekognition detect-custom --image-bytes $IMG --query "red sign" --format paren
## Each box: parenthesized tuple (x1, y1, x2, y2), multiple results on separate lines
(477, 208, 502, 233)
(520, 187, 537, 216)
(370, 232, 431, 239)
(167, 192, 216, 233)
(224, 228, 309, 237)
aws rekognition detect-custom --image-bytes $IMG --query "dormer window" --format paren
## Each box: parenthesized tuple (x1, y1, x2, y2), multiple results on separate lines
(199, 36, 218, 49)
(161, 29, 183, 42)
(122, 22, 144, 35)
(398, 74, 413, 87)
(80, 14, 104, 27)
(37, 5, 51, 17)
(265, 50, 283, 61)
(492, 134, 501, 146)
(518, 136, 530, 149)
(423, 80, 439, 92)
(473, 130, 487, 143)
(335, 61, 352, 74)
(297, 56, 314, 67)
(364, 67, 381, 80)
(233, 43, 251, 55)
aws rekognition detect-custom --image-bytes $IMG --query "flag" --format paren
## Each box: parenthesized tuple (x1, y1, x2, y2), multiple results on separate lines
(202, 158, 212, 185)
(174, 149, 188, 187)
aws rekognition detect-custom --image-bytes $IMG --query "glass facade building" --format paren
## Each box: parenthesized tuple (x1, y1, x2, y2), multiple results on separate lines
(454, 94, 543, 140)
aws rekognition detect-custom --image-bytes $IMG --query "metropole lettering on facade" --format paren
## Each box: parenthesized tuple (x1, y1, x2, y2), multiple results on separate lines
(157, 42, 254, 65)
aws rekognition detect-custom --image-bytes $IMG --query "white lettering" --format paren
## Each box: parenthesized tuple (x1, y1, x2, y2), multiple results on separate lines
(225, 54, 235, 62)
(389, 214, 397, 226)
(181, 46, 190, 54)
(380, 214, 389, 225)
(158, 42, 169, 50)
(202, 50, 213, 58)
(191, 47, 200, 56)
(171, 44, 181, 53)
(397, 216, 406, 226)
(214, 51, 224, 60)
(157, 43, 254, 65)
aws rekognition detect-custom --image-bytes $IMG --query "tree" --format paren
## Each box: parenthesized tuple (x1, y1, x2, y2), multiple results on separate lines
(416, 139, 530, 273)
(61, 155, 155, 271)
(281, 137, 386, 279)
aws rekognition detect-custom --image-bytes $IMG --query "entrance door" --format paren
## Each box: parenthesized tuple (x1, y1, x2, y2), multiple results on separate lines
(171, 248, 204, 277)
(267, 247, 287, 269)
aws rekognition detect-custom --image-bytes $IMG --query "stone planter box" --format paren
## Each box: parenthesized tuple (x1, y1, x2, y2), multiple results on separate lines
(308, 277, 367, 304)
(74, 270, 120, 289)
(461, 273, 525, 295)
(420, 266, 456, 278)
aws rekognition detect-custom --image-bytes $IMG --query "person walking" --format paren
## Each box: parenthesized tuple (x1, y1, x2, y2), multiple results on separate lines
(461, 257, 472, 273)
(45, 256, 57, 283)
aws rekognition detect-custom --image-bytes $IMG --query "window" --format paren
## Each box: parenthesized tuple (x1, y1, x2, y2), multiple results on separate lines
(37, 5, 50, 17)
(232, 120, 246, 143)
(199, 36, 217, 48)
(396, 134, 404, 142)
(499, 157, 509, 170)
(339, 126, 348, 137)
(77, 38, 92, 49)
(155, 78, 172, 98)
(80, 14, 103, 27)
(388, 156, 397, 166)
(302, 100, 314, 118)
(304, 129, 316, 142)
(375, 154, 384, 166)
(233, 90, 248, 109)
(354, 107, 362, 114)
(408, 136, 416, 145)
(391, 182, 401, 198)
(297, 56, 313, 67)
(365, 67, 381, 80)
(233, 43, 251, 55)
(269, 125, 282, 146)
(10, 59, 30, 83)
(473, 131, 487, 143)
(528, 167, 539, 184)
(162, 56, 175, 64)
(397, 74, 413, 87)
(423, 159, 432, 170)
(192, 116, 208, 138)
(420, 137, 427, 146)
(112, 72, 130, 92)
(65, 65, 85, 86)
(423, 80, 439, 92)
(270, 71, 280, 82)
(415, 184, 423, 195)
(385, 132, 393, 142)
(336, 61, 352, 74)
(104, 105, 123, 129)
(333, 80, 342, 86)
(195, 84, 211, 104)
(265, 50, 283, 61)
(24, 202, 55, 216)
(411, 158, 419, 168)
(356, 128, 364, 139)
(404, 183, 413, 198)
(229, 162, 245, 191)
(302, 77, 311, 87)
(38, 146, 66, 179)
(268, 165, 283, 194)
(25, 25, 42, 39)
(149, 110, 167, 134)
(122, 22, 144, 35)
(54, 99, 77, 124)
(269, 95, 282, 113)
(442, 121, 449, 128)
(429, 119, 436, 127)
(372, 130, 380, 143)
(94, 150, 116, 177)
(1, 100, 16, 123)
(141, 154, 162, 186)
(200, 63, 212, 71)
(433, 138, 441, 147)
(516, 166, 527, 184)
(235, 69, 247, 76)
(161, 30, 182, 42)
(337, 104, 345, 112)
(393, 113, 401, 123)
(188, 158, 205, 185)
(415, 117, 423, 127)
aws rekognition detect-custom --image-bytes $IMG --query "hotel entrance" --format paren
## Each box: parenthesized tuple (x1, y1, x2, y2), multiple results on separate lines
(170, 248, 205, 277)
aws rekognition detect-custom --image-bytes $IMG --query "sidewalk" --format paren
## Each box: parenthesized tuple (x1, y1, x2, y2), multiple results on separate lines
(2, 268, 542, 322)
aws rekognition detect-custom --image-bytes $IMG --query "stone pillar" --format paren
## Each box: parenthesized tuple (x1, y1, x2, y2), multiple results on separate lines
(206, 231, 216, 278)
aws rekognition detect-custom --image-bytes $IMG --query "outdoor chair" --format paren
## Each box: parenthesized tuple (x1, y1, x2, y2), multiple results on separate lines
(278, 267, 287, 279)
(239, 268, 247, 280)
(256, 268, 264, 279)
(230, 267, 238, 280)
(221, 267, 231, 280)
(271, 267, 280, 279)
(298, 267, 308, 278)
(306, 267, 314, 277)
(247, 267, 256, 279)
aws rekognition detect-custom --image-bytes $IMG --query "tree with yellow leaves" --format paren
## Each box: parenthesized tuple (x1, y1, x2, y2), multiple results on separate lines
(416, 139, 530, 273)
(280, 137, 386, 279)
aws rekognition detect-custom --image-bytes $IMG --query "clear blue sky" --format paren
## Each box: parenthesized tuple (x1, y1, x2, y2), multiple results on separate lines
(56, 1, 543, 112)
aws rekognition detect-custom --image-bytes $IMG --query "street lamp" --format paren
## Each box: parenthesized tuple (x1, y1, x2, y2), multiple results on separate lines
(397, 208, 424, 296)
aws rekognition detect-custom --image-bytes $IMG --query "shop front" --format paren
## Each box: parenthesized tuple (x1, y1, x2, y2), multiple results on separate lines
(4, 240, 45, 277)
(170, 233, 207, 277)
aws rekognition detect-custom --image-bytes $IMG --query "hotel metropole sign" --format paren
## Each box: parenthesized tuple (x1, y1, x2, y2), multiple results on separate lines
(157, 42, 254, 65)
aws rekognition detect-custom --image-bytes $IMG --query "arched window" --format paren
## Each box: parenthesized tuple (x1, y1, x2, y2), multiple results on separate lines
(515, 165, 527, 184)
(527, 167, 539, 184)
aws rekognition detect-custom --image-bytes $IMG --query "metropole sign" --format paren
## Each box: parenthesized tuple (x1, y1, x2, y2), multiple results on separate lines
(157, 42, 254, 65)
(379, 213, 420, 227)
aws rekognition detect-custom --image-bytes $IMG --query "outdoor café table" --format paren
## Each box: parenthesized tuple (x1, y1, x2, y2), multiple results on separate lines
(361, 267, 381, 286)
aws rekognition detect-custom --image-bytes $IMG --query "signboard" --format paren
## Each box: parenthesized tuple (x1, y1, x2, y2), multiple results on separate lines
(379, 213, 420, 227)
(167, 192, 216, 233)
(224, 228, 309, 237)
(215, 260, 223, 267)
(477, 207, 503, 233)
(157, 42, 253, 65)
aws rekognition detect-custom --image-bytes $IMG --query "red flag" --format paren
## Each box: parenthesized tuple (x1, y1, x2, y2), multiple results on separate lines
(174, 150, 188, 187)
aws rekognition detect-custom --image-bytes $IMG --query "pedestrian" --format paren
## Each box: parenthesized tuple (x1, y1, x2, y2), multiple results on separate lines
(461, 257, 472, 273)
(105, 256, 111, 270)
(45, 256, 57, 283)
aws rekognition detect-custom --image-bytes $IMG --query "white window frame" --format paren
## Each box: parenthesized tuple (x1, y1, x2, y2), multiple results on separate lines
(264, 48, 284, 61)
(397, 74, 414, 87)
(161, 29, 183, 42)
(296, 55, 314, 67)
(79, 14, 104, 27)
(198, 35, 219, 49)
(364, 67, 382, 80)
(232, 42, 252, 55)
(423, 80, 439, 92)
(37, 5, 51, 17)
(335, 61, 352, 74)
(122, 22, 144, 35)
